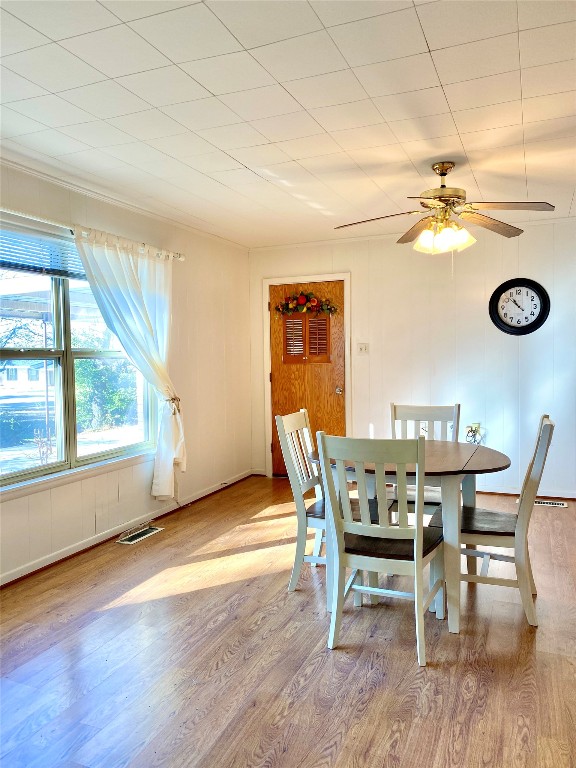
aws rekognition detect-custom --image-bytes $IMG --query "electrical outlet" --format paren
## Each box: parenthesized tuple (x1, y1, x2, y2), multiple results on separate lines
(357, 342, 369, 355)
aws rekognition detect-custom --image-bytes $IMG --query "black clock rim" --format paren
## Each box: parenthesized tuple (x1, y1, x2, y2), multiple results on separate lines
(489, 278, 550, 336)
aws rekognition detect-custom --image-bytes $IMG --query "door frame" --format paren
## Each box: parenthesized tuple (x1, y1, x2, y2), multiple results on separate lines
(263, 272, 351, 478)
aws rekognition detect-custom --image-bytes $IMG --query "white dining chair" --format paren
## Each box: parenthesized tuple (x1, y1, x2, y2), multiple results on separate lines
(429, 415, 554, 626)
(275, 410, 327, 593)
(390, 403, 461, 510)
(317, 432, 445, 666)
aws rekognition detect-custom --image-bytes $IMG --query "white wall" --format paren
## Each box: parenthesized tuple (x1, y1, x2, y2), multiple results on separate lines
(0, 165, 252, 583)
(249, 219, 576, 498)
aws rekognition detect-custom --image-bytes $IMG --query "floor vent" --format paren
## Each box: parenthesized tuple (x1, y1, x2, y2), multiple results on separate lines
(534, 499, 567, 507)
(117, 525, 163, 544)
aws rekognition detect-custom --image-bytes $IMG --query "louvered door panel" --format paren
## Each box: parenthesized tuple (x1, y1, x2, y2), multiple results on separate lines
(283, 316, 305, 363)
(307, 316, 330, 362)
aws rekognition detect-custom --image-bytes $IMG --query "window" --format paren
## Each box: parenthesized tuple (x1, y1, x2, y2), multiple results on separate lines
(282, 313, 331, 364)
(0, 224, 154, 484)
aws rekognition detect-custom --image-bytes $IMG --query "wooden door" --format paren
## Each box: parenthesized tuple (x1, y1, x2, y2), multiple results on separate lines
(270, 280, 345, 475)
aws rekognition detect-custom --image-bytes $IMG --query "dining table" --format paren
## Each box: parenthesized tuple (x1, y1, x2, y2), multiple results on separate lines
(310, 439, 511, 633)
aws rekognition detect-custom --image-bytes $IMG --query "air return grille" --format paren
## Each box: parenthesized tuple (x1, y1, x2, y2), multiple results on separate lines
(117, 525, 163, 544)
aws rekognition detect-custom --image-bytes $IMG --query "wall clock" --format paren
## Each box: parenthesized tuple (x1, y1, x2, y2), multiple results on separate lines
(489, 278, 550, 335)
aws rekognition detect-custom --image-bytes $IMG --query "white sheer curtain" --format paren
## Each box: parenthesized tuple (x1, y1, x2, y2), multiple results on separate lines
(74, 228, 186, 498)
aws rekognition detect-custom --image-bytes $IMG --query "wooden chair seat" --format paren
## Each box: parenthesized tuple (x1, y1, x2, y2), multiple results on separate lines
(429, 506, 517, 535)
(305, 499, 325, 520)
(345, 526, 443, 560)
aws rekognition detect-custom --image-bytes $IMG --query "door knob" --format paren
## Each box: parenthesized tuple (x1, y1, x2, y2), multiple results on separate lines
(335, 387, 343, 395)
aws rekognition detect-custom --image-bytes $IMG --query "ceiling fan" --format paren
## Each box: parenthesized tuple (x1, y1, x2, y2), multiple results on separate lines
(335, 161, 555, 251)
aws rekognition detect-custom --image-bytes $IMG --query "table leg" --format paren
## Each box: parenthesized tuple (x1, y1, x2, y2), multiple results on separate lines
(461, 474, 478, 576)
(441, 474, 463, 633)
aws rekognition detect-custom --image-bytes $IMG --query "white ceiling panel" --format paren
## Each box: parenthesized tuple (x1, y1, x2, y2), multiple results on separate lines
(116, 66, 211, 107)
(128, 4, 242, 63)
(353, 53, 440, 97)
(1, 0, 572, 248)
(416, 1, 518, 50)
(60, 81, 150, 119)
(60, 25, 171, 78)
(432, 35, 520, 85)
(1, 44, 105, 91)
(374, 87, 450, 122)
(0, 67, 47, 102)
(219, 85, 301, 121)
(327, 9, 428, 67)
(250, 31, 348, 81)
(282, 70, 368, 110)
(180, 51, 275, 95)
(206, 0, 322, 48)
(519, 22, 576, 68)
(0, 9, 51, 56)
(2, 1, 120, 40)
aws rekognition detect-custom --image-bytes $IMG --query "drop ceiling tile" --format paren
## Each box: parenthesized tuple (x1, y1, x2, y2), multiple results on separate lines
(453, 100, 522, 133)
(62, 148, 127, 173)
(346, 144, 410, 169)
(353, 53, 440, 97)
(432, 34, 519, 85)
(523, 91, 576, 123)
(8, 128, 91, 156)
(518, 0, 576, 30)
(250, 111, 322, 142)
(100, 1, 196, 22)
(282, 70, 368, 110)
(226, 144, 290, 167)
(444, 71, 521, 112)
(60, 81, 149, 119)
(310, 99, 383, 132)
(136, 154, 198, 179)
(180, 51, 275, 95)
(147, 131, 215, 158)
(182, 150, 242, 173)
(459, 124, 524, 152)
(400, 135, 467, 165)
(210, 167, 263, 187)
(8, 94, 95, 127)
(206, 0, 322, 48)
(389, 112, 457, 142)
(520, 22, 576, 68)
(108, 110, 188, 141)
(250, 31, 349, 81)
(58, 121, 134, 147)
(195, 122, 268, 150)
(0, 9, 51, 56)
(374, 87, 449, 121)
(327, 8, 428, 67)
(522, 60, 576, 99)
(0, 105, 46, 137)
(311, 1, 411, 27)
(2, 1, 120, 40)
(162, 97, 240, 131)
(219, 85, 301, 121)
(129, 4, 241, 63)
(2, 44, 106, 92)
(275, 133, 343, 160)
(330, 122, 397, 150)
(416, 1, 517, 50)
(116, 66, 210, 107)
(0, 67, 48, 102)
(524, 115, 576, 144)
(103, 141, 170, 166)
(60, 25, 171, 78)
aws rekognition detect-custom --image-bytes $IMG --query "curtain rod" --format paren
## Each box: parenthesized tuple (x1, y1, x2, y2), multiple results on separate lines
(0, 207, 185, 262)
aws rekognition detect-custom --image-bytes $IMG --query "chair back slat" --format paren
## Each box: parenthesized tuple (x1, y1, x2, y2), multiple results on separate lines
(317, 433, 425, 547)
(276, 410, 322, 512)
(516, 416, 554, 536)
(391, 403, 460, 442)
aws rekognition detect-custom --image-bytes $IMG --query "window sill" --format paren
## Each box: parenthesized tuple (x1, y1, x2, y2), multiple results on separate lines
(0, 449, 156, 502)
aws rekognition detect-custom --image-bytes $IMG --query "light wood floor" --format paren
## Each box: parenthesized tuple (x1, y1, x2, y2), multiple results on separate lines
(1, 476, 575, 768)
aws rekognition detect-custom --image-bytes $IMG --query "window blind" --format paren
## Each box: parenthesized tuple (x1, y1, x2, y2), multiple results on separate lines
(0, 216, 85, 279)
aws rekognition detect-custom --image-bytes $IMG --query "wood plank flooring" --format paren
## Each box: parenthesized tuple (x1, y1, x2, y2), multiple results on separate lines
(1, 477, 575, 768)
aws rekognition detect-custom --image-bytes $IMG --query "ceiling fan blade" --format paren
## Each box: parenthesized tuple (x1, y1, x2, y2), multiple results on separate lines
(458, 211, 523, 238)
(334, 210, 421, 230)
(397, 216, 434, 244)
(464, 201, 555, 211)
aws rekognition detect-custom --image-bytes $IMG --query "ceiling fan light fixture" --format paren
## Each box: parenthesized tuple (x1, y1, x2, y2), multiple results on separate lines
(413, 220, 476, 254)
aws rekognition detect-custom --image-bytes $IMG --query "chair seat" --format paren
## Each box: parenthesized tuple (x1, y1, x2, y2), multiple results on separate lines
(389, 484, 442, 505)
(305, 499, 325, 520)
(344, 526, 443, 560)
(428, 506, 518, 536)
(305, 497, 383, 523)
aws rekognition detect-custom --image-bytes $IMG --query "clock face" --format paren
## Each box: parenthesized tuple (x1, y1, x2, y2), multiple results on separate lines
(489, 278, 550, 336)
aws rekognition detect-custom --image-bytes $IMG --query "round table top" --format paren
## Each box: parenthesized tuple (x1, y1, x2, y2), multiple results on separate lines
(310, 439, 511, 477)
